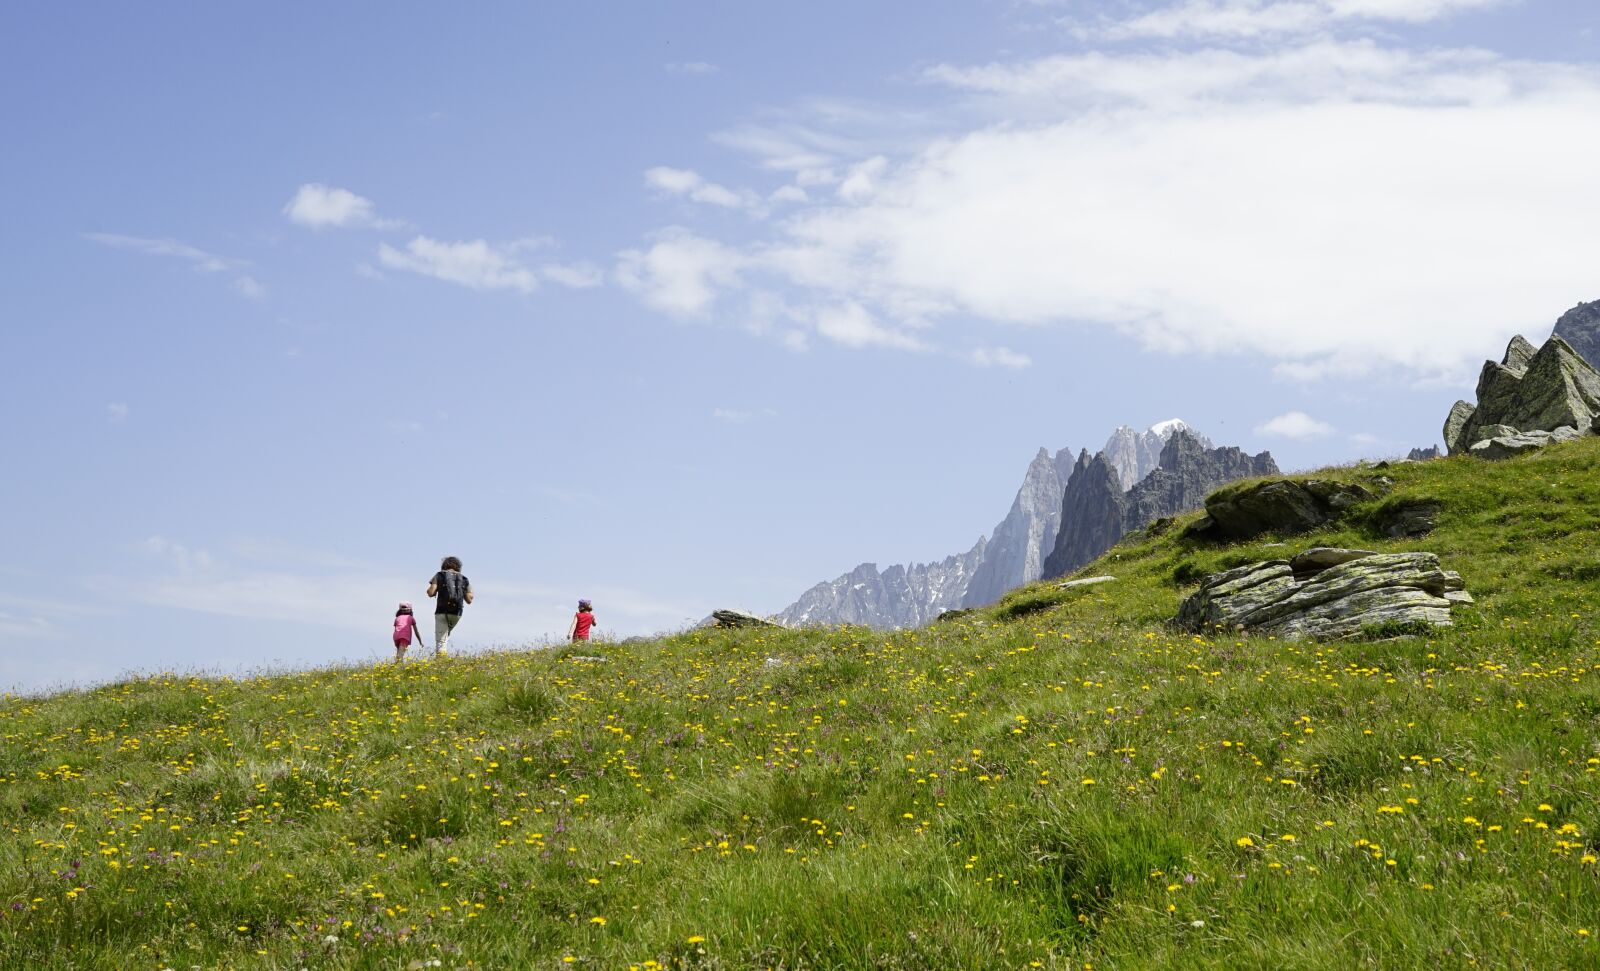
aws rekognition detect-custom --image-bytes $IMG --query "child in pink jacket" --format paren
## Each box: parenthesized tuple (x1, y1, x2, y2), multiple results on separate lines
(392, 602, 425, 662)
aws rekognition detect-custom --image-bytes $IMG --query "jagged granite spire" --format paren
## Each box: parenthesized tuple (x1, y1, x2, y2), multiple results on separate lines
(961, 446, 1076, 608)
(1040, 450, 1125, 580)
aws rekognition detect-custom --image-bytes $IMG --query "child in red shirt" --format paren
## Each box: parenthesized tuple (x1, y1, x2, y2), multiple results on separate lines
(567, 599, 596, 643)
(393, 602, 424, 662)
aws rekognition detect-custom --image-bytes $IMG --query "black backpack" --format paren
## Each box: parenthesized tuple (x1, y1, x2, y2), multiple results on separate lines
(438, 571, 467, 611)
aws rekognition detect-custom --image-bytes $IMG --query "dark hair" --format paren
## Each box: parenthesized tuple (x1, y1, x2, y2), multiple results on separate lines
(441, 556, 462, 572)
(396, 605, 413, 616)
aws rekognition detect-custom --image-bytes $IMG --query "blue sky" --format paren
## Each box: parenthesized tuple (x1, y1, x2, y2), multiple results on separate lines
(4, 1, 1598, 693)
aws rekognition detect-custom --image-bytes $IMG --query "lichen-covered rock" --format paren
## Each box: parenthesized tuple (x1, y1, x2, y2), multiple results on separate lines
(1444, 400, 1475, 454)
(1470, 431, 1555, 461)
(1177, 550, 1467, 640)
(1474, 423, 1521, 441)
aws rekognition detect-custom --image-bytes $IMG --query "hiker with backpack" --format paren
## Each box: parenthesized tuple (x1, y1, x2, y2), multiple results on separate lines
(427, 556, 473, 656)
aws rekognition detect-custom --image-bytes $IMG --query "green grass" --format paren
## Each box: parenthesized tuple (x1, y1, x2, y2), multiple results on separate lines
(3, 439, 1599, 969)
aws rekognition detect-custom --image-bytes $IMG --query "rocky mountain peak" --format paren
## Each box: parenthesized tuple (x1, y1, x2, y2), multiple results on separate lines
(1100, 420, 1209, 492)
(1552, 298, 1600, 370)
(1043, 429, 1277, 580)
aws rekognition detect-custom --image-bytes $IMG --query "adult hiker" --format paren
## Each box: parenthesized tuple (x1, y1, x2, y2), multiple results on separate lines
(426, 555, 473, 656)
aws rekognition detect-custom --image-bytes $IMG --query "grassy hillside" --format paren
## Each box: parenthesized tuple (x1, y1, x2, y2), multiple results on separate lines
(4, 439, 1599, 970)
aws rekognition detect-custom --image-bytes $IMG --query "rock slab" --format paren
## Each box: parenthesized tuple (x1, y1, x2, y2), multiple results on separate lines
(711, 609, 781, 629)
(1176, 550, 1467, 640)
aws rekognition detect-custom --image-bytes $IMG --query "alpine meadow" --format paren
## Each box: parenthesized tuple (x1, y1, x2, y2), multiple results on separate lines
(4, 439, 1597, 969)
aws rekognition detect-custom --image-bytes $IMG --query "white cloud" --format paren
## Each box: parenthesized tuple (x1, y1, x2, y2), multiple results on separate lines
(1096, 0, 1510, 40)
(615, 230, 747, 316)
(815, 303, 927, 351)
(378, 236, 539, 293)
(645, 167, 758, 209)
(1256, 410, 1336, 439)
(106, 403, 128, 423)
(666, 61, 719, 75)
(621, 40, 1600, 377)
(770, 185, 810, 204)
(233, 275, 266, 300)
(969, 346, 1032, 369)
(836, 156, 888, 203)
(85, 232, 240, 273)
(283, 183, 398, 230)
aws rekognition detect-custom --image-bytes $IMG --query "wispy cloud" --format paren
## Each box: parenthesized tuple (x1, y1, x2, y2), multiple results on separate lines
(665, 61, 719, 75)
(284, 183, 402, 230)
(379, 236, 540, 293)
(540, 262, 605, 289)
(1089, 0, 1511, 40)
(645, 167, 760, 210)
(968, 346, 1032, 369)
(106, 403, 129, 423)
(1255, 410, 1335, 439)
(85, 232, 242, 273)
(86, 232, 264, 300)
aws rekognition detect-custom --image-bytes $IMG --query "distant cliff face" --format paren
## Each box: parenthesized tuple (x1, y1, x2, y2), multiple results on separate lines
(1039, 450, 1125, 581)
(1552, 298, 1600, 370)
(775, 538, 986, 628)
(1041, 431, 1278, 580)
(961, 447, 1075, 609)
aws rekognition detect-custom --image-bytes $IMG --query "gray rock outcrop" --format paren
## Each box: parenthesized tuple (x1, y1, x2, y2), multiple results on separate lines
(1376, 498, 1442, 538)
(1191, 478, 1377, 542)
(1406, 446, 1441, 462)
(1552, 298, 1600, 371)
(1176, 549, 1468, 640)
(1445, 334, 1600, 454)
